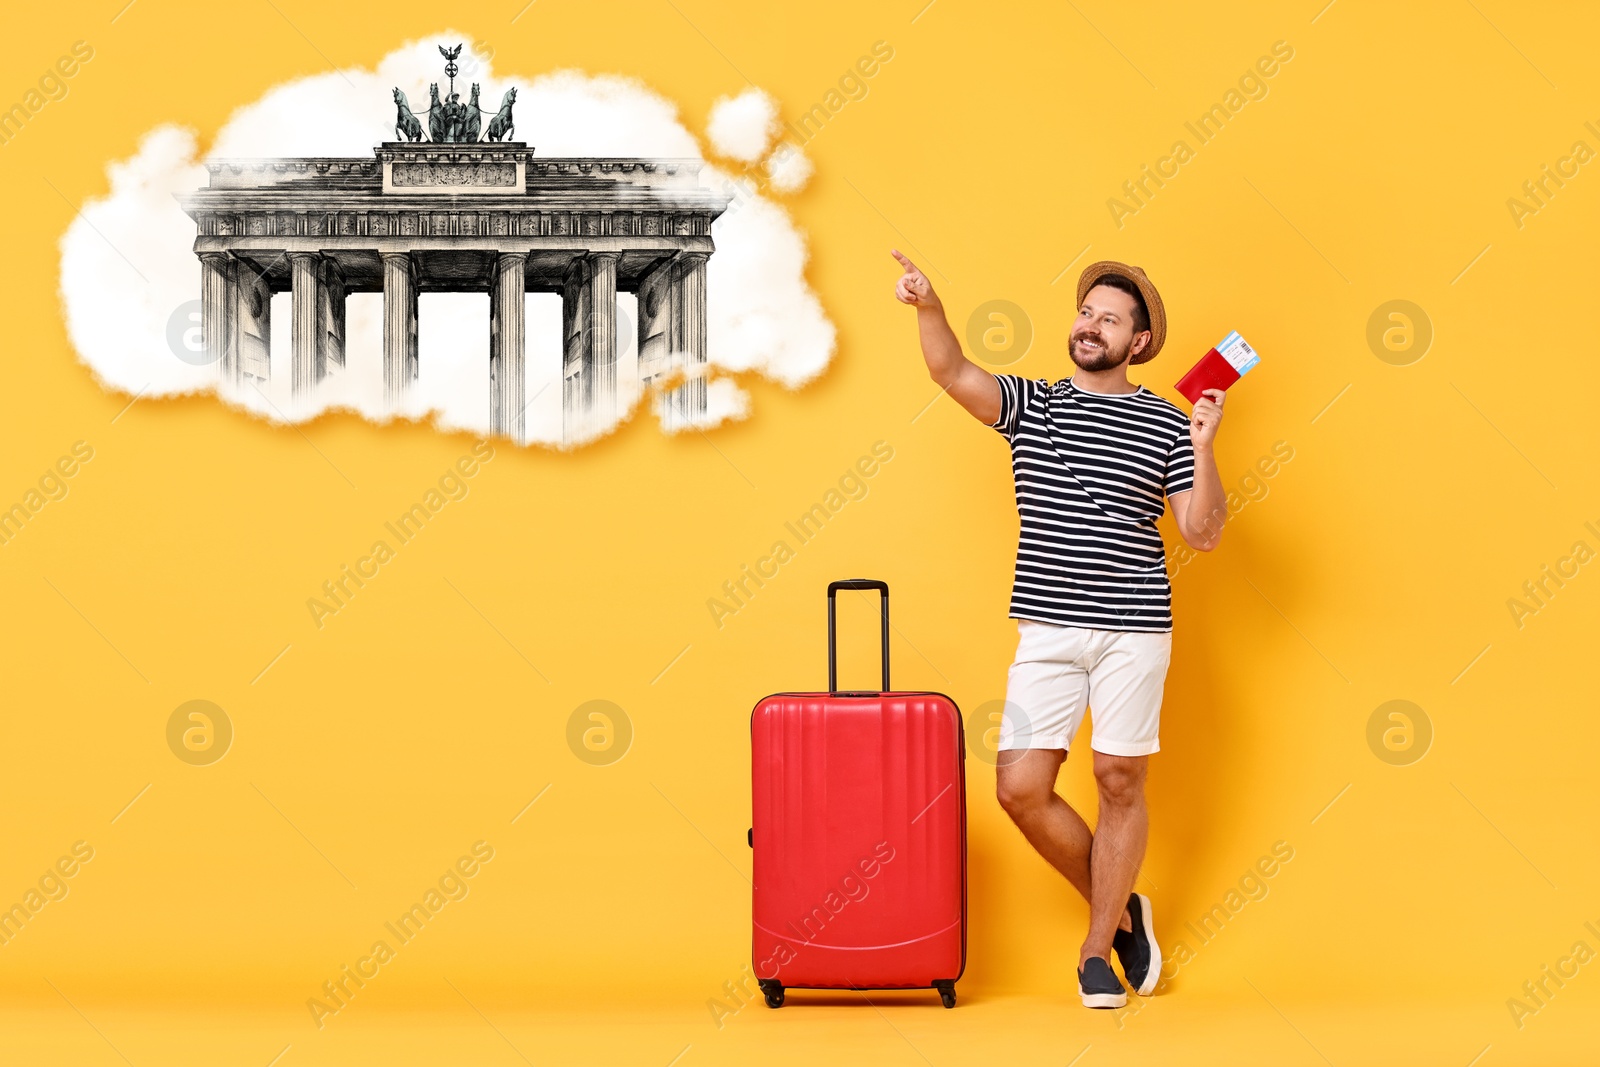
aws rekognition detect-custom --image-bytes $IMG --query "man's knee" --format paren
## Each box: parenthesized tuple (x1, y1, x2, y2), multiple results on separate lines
(995, 769, 1050, 820)
(1094, 756, 1146, 809)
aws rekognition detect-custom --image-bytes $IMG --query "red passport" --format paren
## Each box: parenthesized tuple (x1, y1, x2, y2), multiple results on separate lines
(1176, 331, 1259, 404)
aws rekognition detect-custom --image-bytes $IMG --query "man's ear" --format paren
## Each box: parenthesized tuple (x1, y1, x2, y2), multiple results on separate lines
(1130, 330, 1151, 357)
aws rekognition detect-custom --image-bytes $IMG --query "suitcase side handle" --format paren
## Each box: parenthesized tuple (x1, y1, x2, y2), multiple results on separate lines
(827, 579, 890, 693)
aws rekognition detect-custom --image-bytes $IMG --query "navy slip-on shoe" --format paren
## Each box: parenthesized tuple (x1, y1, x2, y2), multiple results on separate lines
(1077, 955, 1128, 1009)
(1112, 892, 1161, 996)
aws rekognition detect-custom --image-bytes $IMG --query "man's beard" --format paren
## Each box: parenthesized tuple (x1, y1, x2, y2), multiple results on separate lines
(1069, 333, 1132, 371)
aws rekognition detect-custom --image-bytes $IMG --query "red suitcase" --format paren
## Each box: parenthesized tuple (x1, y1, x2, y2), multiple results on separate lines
(749, 579, 966, 1009)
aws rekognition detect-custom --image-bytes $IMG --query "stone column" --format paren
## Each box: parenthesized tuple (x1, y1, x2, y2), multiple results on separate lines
(319, 256, 347, 372)
(489, 252, 527, 442)
(589, 252, 620, 425)
(670, 251, 709, 424)
(290, 253, 348, 398)
(561, 255, 593, 439)
(289, 252, 323, 398)
(560, 253, 620, 440)
(236, 265, 272, 384)
(199, 251, 237, 384)
(636, 251, 710, 430)
(382, 252, 419, 407)
(635, 257, 676, 391)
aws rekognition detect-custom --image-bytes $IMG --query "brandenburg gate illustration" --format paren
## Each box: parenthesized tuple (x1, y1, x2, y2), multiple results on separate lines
(181, 46, 731, 441)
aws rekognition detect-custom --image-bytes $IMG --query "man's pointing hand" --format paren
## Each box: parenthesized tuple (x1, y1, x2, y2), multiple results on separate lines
(892, 249, 942, 311)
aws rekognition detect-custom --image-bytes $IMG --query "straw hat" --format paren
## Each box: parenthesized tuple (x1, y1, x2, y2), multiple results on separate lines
(1076, 261, 1166, 364)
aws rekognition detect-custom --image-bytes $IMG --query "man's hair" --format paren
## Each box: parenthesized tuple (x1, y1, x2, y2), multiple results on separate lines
(1088, 274, 1150, 336)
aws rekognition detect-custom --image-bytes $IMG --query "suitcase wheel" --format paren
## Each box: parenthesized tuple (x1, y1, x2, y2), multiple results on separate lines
(759, 979, 784, 1008)
(935, 980, 956, 1009)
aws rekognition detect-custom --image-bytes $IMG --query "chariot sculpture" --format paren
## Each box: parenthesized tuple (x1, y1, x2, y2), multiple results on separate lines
(391, 43, 516, 144)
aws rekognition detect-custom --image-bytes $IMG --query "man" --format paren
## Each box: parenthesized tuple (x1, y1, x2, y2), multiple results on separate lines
(444, 93, 466, 141)
(892, 250, 1228, 1009)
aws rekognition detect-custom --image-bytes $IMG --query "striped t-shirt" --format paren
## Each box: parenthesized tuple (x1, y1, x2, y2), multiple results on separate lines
(990, 375, 1195, 632)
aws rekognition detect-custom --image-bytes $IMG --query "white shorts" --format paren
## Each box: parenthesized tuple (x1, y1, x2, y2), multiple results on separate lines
(998, 620, 1172, 757)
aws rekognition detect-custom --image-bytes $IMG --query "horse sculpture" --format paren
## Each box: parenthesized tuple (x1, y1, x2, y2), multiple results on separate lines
(427, 84, 446, 142)
(464, 83, 483, 142)
(392, 88, 423, 142)
(485, 88, 516, 143)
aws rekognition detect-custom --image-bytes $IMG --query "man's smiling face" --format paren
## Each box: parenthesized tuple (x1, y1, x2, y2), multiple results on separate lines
(1069, 284, 1150, 371)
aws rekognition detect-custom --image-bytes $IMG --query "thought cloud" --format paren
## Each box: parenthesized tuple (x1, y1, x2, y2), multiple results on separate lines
(57, 33, 833, 448)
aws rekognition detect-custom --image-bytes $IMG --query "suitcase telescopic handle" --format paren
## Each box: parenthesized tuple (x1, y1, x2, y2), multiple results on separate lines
(827, 579, 890, 694)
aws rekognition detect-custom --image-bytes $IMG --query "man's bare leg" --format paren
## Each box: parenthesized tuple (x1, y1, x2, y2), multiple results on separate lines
(1078, 752, 1148, 967)
(994, 749, 1134, 935)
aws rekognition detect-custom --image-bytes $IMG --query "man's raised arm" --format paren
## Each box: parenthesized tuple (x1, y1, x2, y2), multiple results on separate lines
(892, 249, 1002, 426)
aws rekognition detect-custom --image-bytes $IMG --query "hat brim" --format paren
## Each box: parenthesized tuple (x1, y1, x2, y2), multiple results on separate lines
(1076, 260, 1166, 364)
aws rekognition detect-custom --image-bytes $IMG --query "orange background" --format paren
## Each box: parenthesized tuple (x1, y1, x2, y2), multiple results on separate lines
(3, 1, 1598, 1063)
